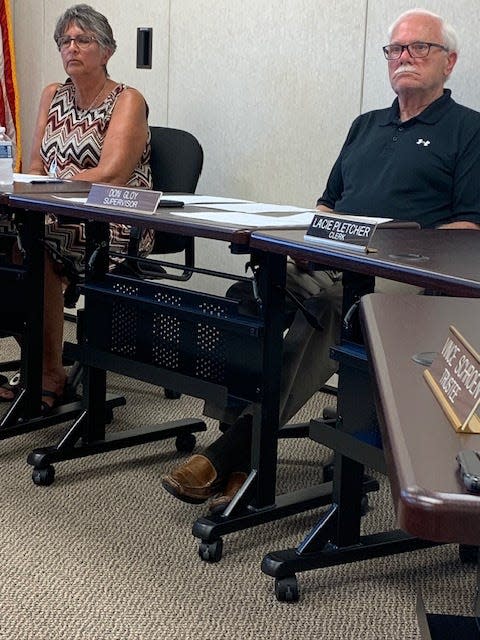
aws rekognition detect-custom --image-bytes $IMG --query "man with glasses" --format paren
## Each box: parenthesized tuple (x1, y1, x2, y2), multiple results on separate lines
(316, 8, 480, 231)
(162, 8, 480, 511)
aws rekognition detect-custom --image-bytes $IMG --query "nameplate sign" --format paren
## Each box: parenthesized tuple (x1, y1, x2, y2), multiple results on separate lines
(87, 183, 162, 214)
(304, 213, 387, 253)
(424, 325, 480, 433)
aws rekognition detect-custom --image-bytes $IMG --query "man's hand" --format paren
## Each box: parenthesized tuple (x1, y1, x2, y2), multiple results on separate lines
(291, 257, 312, 271)
(437, 221, 480, 230)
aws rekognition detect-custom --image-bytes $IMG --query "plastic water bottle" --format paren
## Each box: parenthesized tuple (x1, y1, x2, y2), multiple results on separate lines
(0, 126, 14, 185)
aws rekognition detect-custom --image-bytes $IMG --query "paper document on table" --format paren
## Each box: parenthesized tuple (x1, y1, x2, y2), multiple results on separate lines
(169, 209, 316, 227)
(52, 196, 88, 203)
(13, 173, 68, 183)
(192, 202, 312, 214)
(178, 195, 253, 205)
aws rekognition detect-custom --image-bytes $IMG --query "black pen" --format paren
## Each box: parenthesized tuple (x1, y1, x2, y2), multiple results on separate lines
(29, 179, 65, 184)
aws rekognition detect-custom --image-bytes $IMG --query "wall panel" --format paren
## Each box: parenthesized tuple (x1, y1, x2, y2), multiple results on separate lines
(168, 0, 367, 207)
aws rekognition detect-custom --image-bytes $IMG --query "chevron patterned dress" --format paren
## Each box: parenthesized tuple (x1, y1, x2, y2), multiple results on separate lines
(38, 80, 154, 278)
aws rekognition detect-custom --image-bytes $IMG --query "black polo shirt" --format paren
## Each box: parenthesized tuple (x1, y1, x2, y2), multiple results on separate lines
(317, 90, 480, 228)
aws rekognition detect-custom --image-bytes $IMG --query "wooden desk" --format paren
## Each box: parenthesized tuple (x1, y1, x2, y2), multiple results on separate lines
(361, 293, 480, 639)
(249, 226, 480, 602)
(361, 294, 480, 544)
(250, 227, 480, 297)
(0, 179, 91, 204)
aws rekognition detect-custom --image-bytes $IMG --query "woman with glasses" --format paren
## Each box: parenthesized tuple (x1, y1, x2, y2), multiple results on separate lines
(0, 4, 153, 411)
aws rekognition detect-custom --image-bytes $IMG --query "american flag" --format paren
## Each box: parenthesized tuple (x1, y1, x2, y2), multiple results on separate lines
(0, 0, 20, 169)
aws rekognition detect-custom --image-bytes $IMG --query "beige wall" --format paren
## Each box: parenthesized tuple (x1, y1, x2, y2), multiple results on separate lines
(12, 0, 480, 293)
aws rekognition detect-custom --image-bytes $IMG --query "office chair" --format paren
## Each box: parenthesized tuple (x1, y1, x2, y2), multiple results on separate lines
(66, 126, 204, 399)
(117, 126, 204, 282)
(150, 125, 203, 195)
(64, 125, 204, 303)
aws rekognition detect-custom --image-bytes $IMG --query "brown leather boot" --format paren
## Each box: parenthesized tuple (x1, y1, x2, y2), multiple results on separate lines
(161, 454, 224, 504)
(208, 471, 248, 514)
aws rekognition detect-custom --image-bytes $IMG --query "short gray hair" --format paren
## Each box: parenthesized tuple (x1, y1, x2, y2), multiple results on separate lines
(388, 8, 458, 53)
(54, 4, 117, 54)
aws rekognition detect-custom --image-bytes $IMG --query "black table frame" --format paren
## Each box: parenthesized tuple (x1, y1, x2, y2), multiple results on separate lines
(0, 184, 108, 437)
(8, 193, 337, 550)
(249, 227, 480, 602)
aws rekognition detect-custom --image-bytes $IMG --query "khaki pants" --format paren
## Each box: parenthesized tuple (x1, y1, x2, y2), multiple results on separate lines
(204, 261, 422, 426)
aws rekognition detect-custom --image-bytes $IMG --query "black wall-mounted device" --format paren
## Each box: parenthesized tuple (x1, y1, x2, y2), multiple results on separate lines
(136, 27, 152, 69)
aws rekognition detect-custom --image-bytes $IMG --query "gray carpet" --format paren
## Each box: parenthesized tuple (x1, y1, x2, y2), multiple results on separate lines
(0, 333, 477, 640)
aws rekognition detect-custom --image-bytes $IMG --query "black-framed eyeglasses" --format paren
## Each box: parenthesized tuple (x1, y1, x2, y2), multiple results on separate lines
(382, 41, 448, 60)
(57, 35, 98, 51)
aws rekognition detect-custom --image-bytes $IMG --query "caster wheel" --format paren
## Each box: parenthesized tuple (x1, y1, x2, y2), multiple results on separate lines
(322, 406, 337, 422)
(175, 432, 196, 453)
(459, 544, 479, 563)
(165, 388, 181, 400)
(198, 539, 223, 563)
(361, 494, 369, 516)
(32, 465, 55, 487)
(274, 576, 299, 602)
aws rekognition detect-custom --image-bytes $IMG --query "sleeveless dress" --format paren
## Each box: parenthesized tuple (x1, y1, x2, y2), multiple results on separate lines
(39, 80, 154, 277)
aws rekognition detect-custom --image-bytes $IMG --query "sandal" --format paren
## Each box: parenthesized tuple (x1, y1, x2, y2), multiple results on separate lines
(40, 389, 62, 414)
(39, 383, 78, 415)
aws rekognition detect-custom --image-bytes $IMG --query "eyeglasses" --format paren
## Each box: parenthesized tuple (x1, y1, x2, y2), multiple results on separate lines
(382, 41, 448, 60)
(57, 35, 98, 51)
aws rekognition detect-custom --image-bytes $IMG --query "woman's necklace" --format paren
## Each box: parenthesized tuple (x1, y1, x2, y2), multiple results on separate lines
(76, 77, 108, 111)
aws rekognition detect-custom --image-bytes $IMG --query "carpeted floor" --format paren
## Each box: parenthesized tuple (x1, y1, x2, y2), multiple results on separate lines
(0, 333, 477, 640)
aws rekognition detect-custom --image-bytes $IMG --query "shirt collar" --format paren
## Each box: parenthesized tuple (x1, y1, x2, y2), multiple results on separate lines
(379, 88, 453, 126)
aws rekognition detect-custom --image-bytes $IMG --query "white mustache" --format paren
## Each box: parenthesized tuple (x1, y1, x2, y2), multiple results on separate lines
(394, 64, 417, 75)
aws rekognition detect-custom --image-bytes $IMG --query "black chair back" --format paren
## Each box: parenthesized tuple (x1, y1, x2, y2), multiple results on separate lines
(149, 126, 203, 193)
(147, 126, 203, 256)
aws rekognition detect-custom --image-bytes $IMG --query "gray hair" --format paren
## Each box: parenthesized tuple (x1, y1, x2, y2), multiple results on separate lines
(54, 4, 117, 54)
(388, 8, 458, 53)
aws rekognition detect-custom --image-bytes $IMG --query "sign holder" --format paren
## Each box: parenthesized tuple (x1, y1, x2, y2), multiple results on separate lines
(304, 213, 388, 253)
(424, 326, 480, 433)
(86, 183, 162, 214)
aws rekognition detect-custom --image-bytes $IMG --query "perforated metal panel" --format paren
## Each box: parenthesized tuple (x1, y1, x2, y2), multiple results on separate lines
(84, 274, 264, 402)
(110, 281, 141, 357)
(194, 322, 226, 382)
(152, 313, 181, 369)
